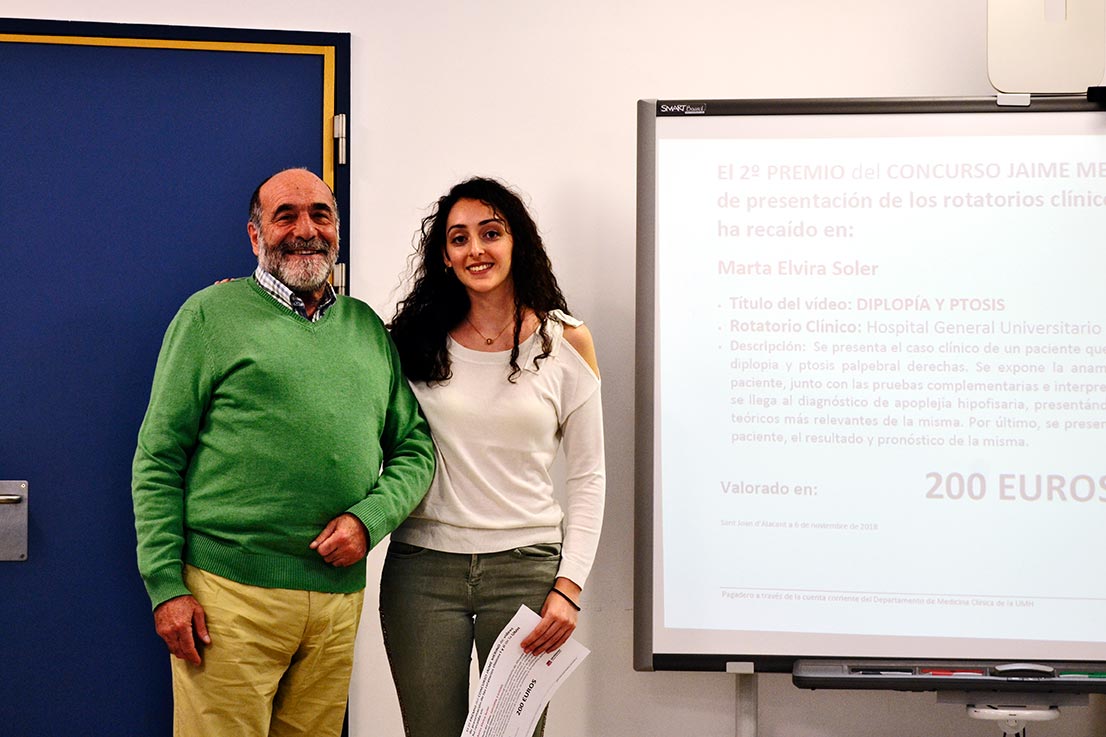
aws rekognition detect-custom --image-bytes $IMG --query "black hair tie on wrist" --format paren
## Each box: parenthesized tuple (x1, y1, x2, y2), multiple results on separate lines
(550, 587, 581, 611)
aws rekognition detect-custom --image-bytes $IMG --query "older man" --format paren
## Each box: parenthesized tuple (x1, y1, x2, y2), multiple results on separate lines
(132, 168, 434, 737)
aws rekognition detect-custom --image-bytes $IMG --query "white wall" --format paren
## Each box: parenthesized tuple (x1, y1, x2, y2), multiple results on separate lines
(9, 2, 1105, 735)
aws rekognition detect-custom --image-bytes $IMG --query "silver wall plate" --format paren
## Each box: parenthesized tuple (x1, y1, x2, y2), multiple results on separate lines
(0, 480, 29, 561)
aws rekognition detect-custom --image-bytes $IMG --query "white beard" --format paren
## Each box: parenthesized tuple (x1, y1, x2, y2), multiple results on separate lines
(257, 234, 337, 293)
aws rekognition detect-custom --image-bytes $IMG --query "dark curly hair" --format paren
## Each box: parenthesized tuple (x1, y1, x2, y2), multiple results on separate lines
(390, 177, 568, 383)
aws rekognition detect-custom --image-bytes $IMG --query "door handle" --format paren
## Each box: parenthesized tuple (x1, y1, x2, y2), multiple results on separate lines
(0, 481, 28, 561)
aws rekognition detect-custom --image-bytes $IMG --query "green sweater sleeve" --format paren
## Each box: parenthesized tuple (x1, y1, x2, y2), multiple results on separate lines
(132, 306, 212, 609)
(345, 332, 435, 547)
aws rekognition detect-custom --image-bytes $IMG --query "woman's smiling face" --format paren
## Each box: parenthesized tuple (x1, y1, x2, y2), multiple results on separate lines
(443, 198, 515, 298)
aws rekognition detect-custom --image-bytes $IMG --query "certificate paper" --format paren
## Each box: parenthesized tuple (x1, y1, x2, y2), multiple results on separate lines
(461, 605, 590, 737)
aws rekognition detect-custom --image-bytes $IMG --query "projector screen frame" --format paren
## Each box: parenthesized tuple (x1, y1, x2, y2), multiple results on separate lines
(634, 95, 1106, 677)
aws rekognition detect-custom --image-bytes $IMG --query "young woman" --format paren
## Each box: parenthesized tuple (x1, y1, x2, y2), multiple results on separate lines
(382, 177, 606, 737)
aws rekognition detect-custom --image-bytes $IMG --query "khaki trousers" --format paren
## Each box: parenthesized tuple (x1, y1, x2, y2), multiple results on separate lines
(171, 565, 364, 737)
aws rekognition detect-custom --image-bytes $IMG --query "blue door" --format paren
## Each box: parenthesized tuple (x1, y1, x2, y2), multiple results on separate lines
(0, 19, 350, 734)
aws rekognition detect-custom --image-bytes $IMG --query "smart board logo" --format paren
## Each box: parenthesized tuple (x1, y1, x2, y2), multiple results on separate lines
(660, 103, 706, 115)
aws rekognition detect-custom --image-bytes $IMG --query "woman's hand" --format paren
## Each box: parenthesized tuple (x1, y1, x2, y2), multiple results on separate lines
(520, 577, 581, 655)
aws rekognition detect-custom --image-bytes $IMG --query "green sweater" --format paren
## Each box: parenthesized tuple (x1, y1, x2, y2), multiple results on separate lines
(132, 278, 435, 609)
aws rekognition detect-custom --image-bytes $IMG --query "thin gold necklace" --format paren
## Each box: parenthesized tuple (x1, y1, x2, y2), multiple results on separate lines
(466, 315, 512, 345)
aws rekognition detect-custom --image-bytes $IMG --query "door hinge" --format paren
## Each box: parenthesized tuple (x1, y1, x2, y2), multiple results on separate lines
(332, 263, 348, 296)
(334, 113, 348, 165)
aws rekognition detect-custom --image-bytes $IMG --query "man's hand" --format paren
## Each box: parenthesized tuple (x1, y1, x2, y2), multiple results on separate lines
(310, 513, 368, 567)
(154, 595, 210, 665)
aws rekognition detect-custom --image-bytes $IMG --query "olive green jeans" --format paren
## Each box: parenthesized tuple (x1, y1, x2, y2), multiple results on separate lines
(379, 541, 560, 737)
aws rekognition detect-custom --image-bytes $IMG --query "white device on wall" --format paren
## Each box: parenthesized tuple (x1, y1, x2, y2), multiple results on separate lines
(988, 0, 1106, 92)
